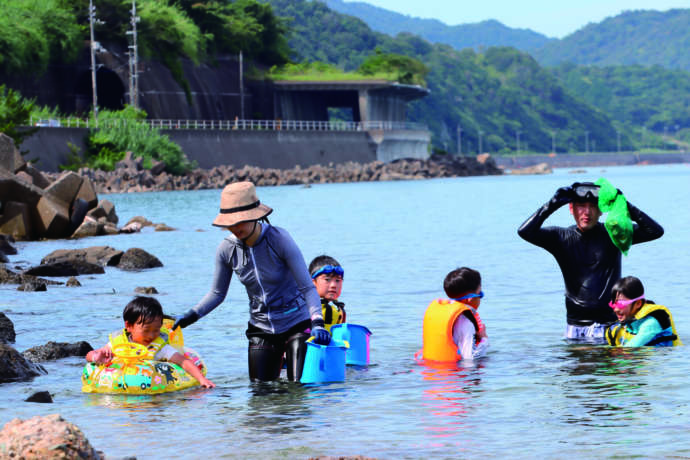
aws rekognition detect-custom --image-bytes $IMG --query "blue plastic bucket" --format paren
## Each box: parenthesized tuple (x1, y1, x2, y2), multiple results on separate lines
(300, 339, 349, 383)
(330, 323, 372, 366)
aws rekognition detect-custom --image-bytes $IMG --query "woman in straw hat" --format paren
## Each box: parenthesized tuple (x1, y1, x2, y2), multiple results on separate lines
(173, 181, 330, 381)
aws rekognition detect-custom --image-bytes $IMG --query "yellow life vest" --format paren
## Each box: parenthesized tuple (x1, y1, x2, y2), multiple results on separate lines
(606, 303, 682, 347)
(422, 298, 485, 362)
(322, 299, 346, 333)
(109, 324, 172, 360)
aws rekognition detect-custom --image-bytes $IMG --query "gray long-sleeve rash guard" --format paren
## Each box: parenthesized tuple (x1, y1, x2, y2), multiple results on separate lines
(191, 224, 323, 334)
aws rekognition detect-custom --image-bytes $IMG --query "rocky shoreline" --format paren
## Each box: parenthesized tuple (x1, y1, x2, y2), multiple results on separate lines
(44, 152, 504, 194)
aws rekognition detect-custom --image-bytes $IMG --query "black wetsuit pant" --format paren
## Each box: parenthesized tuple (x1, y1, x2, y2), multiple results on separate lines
(246, 320, 310, 382)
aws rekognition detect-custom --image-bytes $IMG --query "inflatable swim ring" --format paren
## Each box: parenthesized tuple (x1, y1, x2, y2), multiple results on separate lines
(81, 342, 207, 395)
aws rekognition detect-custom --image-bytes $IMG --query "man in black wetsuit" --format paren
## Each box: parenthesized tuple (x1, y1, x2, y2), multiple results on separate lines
(517, 182, 664, 342)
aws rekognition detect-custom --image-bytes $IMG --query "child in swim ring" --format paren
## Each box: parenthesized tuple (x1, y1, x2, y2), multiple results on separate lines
(86, 296, 215, 388)
(309, 255, 346, 333)
(422, 267, 489, 362)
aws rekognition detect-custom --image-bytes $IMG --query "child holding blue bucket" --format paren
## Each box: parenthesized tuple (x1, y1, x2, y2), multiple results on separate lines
(422, 267, 489, 362)
(309, 255, 346, 332)
(306, 255, 372, 369)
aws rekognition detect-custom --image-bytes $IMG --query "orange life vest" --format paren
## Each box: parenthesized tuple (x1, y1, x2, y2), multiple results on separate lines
(422, 298, 485, 362)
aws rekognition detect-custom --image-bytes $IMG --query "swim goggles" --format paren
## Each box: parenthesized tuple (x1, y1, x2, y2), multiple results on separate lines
(311, 265, 344, 279)
(453, 291, 484, 301)
(608, 294, 644, 310)
(572, 182, 600, 201)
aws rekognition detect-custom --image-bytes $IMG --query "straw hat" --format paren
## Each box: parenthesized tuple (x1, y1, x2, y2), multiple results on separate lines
(212, 181, 272, 227)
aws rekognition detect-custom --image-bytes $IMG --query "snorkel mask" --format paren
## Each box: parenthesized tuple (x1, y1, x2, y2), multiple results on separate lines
(571, 182, 600, 203)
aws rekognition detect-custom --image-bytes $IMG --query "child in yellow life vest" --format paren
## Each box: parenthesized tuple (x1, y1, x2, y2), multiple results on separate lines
(605, 276, 682, 347)
(309, 255, 346, 333)
(423, 267, 488, 362)
(86, 296, 215, 388)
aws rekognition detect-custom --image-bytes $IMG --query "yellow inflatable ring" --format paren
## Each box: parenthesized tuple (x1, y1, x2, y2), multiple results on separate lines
(81, 347, 207, 395)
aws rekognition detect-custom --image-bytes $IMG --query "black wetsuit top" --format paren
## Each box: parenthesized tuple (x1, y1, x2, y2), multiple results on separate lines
(518, 201, 664, 326)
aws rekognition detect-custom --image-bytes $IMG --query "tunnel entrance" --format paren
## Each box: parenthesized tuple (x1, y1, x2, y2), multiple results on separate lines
(74, 67, 126, 114)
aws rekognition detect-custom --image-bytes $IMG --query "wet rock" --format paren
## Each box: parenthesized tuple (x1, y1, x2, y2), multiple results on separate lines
(508, 162, 553, 175)
(22, 341, 93, 362)
(0, 233, 18, 255)
(0, 266, 62, 286)
(117, 248, 163, 271)
(309, 456, 377, 460)
(71, 219, 102, 238)
(0, 252, 7, 263)
(25, 391, 53, 403)
(125, 216, 154, 228)
(134, 286, 158, 294)
(0, 414, 102, 459)
(154, 223, 175, 232)
(66, 276, 81, 287)
(24, 260, 105, 277)
(119, 221, 142, 234)
(17, 281, 47, 291)
(41, 246, 124, 267)
(0, 344, 47, 383)
(0, 312, 16, 343)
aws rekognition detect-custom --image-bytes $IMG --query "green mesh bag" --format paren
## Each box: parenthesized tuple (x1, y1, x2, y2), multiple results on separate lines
(596, 177, 633, 255)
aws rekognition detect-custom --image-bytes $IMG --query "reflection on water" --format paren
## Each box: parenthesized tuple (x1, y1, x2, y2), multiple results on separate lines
(415, 358, 485, 448)
(555, 345, 654, 427)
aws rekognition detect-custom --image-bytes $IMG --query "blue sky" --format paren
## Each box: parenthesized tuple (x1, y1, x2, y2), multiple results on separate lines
(357, 0, 689, 38)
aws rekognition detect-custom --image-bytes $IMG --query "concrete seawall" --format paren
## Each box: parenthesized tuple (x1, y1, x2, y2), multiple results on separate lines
(21, 128, 387, 172)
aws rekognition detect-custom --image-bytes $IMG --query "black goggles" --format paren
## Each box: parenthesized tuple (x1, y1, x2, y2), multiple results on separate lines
(572, 182, 599, 201)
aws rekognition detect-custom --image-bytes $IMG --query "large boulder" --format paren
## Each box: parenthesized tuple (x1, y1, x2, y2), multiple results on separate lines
(0, 344, 46, 383)
(0, 414, 102, 460)
(0, 312, 16, 343)
(43, 171, 83, 207)
(117, 247, 163, 271)
(0, 201, 32, 240)
(0, 133, 26, 173)
(22, 341, 93, 362)
(23, 165, 51, 189)
(23, 260, 105, 277)
(34, 196, 71, 239)
(0, 168, 43, 209)
(41, 246, 124, 267)
(74, 177, 98, 210)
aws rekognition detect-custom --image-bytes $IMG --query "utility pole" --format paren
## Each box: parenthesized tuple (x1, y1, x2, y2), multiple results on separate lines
(551, 131, 556, 153)
(478, 130, 483, 155)
(456, 123, 462, 155)
(516, 130, 520, 154)
(89, 0, 98, 118)
(239, 50, 244, 119)
(126, 0, 140, 109)
(616, 130, 621, 153)
(584, 131, 589, 153)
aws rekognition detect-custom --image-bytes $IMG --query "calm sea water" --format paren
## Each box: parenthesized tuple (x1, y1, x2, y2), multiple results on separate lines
(1, 164, 689, 459)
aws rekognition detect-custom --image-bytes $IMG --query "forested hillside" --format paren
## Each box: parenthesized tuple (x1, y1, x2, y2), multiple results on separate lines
(323, 0, 553, 52)
(533, 9, 690, 71)
(551, 63, 690, 146)
(269, 0, 627, 153)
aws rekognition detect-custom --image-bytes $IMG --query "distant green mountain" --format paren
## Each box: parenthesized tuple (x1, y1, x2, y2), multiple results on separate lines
(533, 9, 690, 71)
(551, 63, 690, 144)
(268, 0, 629, 153)
(323, 0, 553, 52)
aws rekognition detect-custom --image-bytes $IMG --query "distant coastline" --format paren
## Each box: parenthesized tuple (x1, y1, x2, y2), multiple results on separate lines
(493, 151, 690, 170)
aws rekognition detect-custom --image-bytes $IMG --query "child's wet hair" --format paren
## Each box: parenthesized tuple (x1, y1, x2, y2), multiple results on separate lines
(309, 254, 341, 277)
(444, 267, 481, 298)
(123, 296, 164, 325)
(610, 276, 645, 303)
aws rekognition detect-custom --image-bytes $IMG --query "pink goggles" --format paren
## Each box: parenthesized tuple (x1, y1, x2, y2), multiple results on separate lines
(608, 294, 644, 310)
